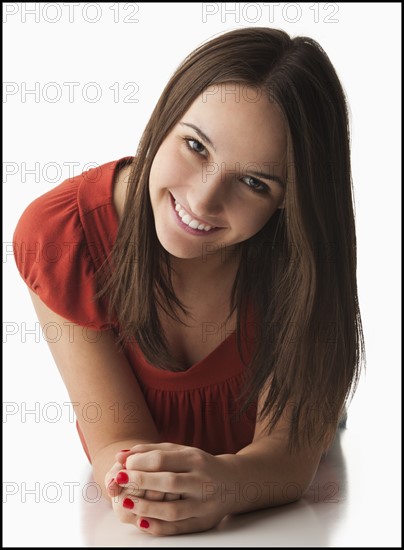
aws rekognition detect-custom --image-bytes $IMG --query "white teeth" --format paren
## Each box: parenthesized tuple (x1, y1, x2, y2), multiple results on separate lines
(173, 197, 215, 231)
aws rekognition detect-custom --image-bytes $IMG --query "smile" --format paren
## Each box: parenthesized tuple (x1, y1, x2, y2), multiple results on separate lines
(169, 193, 224, 236)
(174, 199, 215, 231)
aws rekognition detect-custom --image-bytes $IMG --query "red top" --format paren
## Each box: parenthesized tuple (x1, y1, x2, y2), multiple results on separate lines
(13, 157, 257, 460)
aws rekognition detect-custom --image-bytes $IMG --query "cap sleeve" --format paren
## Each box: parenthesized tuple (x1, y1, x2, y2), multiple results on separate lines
(13, 175, 116, 330)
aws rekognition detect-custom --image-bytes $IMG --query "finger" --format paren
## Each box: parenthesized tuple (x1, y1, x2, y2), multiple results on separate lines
(106, 479, 121, 500)
(115, 449, 136, 467)
(115, 442, 183, 470)
(165, 493, 181, 501)
(105, 460, 123, 484)
(141, 490, 181, 502)
(143, 490, 166, 501)
(142, 491, 181, 502)
(105, 461, 126, 498)
(112, 491, 139, 526)
(112, 487, 146, 509)
(115, 470, 192, 494)
(126, 449, 193, 473)
(123, 496, 194, 522)
(130, 442, 186, 454)
(114, 462, 181, 501)
(136, 514, 217, 536)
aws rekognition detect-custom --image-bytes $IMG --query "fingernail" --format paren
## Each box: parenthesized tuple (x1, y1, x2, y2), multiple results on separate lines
(120, 449, 130, 452)
(123, 498, 134, 510)
(140, 519, 149, 529)
(115, 471, 129, 485)
(107, 479, 115, 489)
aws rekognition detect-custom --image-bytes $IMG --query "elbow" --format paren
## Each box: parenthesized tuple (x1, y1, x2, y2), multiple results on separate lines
(277, 468, 319, 507)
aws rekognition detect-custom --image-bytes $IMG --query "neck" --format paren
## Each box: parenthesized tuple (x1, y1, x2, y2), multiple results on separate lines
(168, 246, 241, 299)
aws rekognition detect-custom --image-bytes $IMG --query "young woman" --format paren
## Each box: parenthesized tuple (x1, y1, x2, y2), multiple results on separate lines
(13, 27, 364, 536)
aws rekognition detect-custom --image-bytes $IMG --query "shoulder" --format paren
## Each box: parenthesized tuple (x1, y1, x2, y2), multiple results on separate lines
(14, 157, 133, 260)
(12, 157, 133, 328)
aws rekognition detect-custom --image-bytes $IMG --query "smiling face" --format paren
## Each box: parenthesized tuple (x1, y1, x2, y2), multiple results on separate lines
(149, 83, 287, 262)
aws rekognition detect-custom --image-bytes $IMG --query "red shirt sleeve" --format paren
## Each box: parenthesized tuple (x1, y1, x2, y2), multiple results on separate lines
(13, 173, 116, 330)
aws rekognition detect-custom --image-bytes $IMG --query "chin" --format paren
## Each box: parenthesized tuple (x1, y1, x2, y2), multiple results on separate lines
(155, 233, 202, 260)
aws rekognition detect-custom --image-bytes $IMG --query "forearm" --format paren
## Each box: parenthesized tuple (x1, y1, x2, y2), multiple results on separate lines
(218, 437, 323, 515)
(92, 437, 160, 502)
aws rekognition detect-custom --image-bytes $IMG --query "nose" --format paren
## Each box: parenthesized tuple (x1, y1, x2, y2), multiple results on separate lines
(187, 164, 227, 224)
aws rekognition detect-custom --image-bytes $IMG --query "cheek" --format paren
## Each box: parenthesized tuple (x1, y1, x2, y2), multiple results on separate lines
(235, 203, 277, 235)
(150, 148, 190, 191)
(149, 150, 167, 189)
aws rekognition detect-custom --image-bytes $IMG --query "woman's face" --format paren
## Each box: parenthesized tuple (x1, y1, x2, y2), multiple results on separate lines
(149, 83, 287, 260)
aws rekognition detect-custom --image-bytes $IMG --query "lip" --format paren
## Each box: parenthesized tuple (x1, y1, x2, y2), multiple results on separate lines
(171, 193, 224, 228)
(169, 193, 224, 236)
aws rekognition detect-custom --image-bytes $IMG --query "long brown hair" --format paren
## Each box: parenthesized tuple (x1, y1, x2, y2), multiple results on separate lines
(97, 27, 365, 453)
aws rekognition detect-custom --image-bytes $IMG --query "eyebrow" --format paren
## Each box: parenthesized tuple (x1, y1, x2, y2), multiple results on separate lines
(180, 122, 217, 152)
(248, 170, 285, 189)
(180, 121, 285, 189)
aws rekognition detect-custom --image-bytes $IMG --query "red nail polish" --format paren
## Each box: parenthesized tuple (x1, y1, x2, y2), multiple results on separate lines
(115, 471, 129, 485)
(140, 519, 149, 529)
(123, 498, 134, 510)
(120, 449, 130, 452)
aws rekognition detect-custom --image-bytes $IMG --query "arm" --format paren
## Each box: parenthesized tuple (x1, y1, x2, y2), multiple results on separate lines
(228, 397, 325, 514)
(28, 289, 161, 501)
(112, 392, 325, 535)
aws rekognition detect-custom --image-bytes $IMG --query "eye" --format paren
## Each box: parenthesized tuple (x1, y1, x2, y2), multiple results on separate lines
(183, 137, 208, 157)
(242, 176, 269, 194)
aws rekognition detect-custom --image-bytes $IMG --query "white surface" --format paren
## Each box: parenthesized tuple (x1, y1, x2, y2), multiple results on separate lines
(3, 2, 401, 547)
(2, 409, 401, 547)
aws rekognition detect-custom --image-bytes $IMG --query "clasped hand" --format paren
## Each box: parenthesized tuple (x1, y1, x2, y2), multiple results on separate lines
(104, 442, 237, 536)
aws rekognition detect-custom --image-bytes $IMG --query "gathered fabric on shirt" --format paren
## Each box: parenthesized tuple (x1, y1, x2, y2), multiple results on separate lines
(13, 157, 258, 460)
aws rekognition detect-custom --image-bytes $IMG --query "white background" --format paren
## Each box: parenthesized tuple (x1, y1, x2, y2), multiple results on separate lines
(3, 2, 401, 547)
